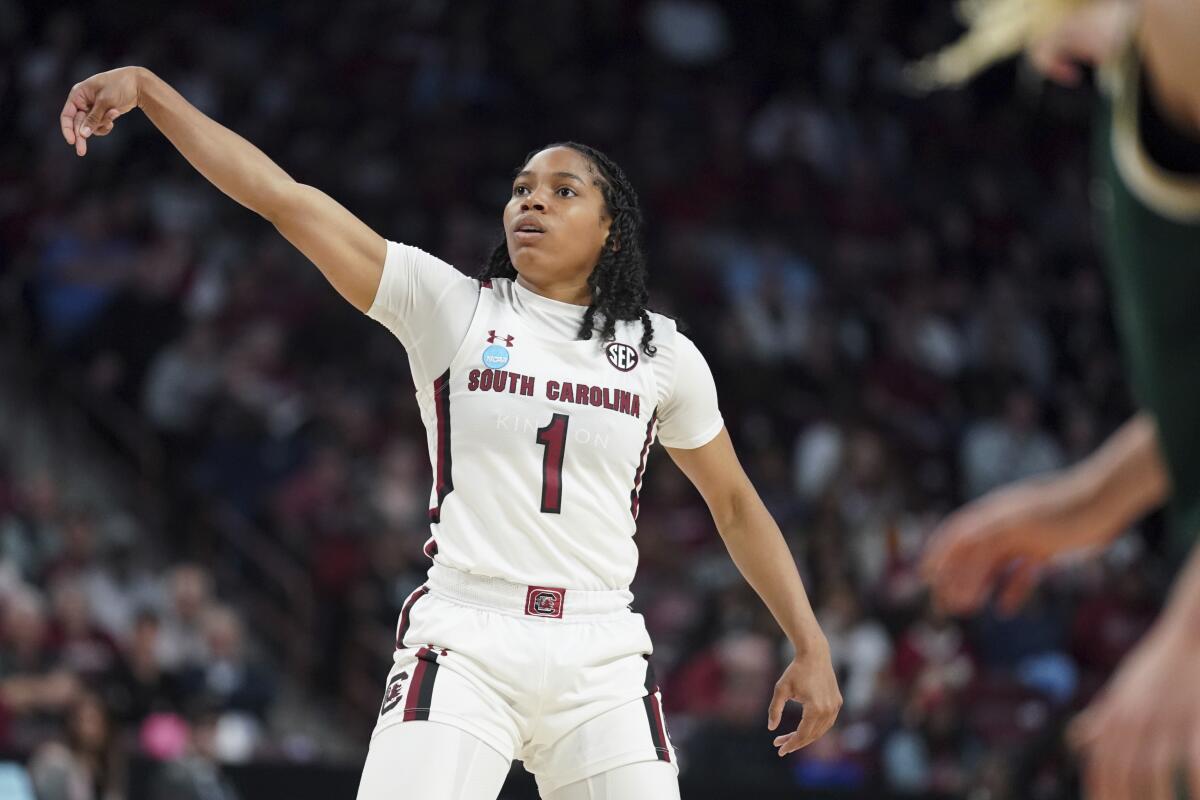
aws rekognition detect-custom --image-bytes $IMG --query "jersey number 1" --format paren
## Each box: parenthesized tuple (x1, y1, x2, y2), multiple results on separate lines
(535, 413, 569, 513)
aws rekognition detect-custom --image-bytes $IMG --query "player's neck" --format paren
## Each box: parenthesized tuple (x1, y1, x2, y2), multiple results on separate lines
(514, 273, 591, 307)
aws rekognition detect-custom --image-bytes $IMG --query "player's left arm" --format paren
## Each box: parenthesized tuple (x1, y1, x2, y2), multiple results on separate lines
(666, 430, 842, 756)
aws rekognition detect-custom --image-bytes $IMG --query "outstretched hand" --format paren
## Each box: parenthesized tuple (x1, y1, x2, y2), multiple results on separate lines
(60, 66, 142, 157)
(921, 476, 1109, 617)
(767, 644, 842, 757)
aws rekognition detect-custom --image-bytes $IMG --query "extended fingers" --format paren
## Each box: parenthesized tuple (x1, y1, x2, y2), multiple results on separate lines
(1137, 738, 1176, 800)
(773, 699, 841, 756)
(778, 720, 818, 756)
(939, 548, 1004, 614)
(72, 107, 121, 155)
(997, 560, 1043, 616)
(90, 108, 121, 137)
(923, 530, 976, 608)
(60, 96, 80, 145)
(767, 684, 787, 731)
(73, 109, 87, 156)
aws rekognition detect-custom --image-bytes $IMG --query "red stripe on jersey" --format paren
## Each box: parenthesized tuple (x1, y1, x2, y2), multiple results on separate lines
(422, 537, 438, 559)
(629, 410, 658, 520)
(480, 279, 493, 289)
(429, 370, 454, 524)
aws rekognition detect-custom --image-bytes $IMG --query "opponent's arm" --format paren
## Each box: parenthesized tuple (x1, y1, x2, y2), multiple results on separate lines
(62, 66, 385, 312)
(923, 411, 1169, 615)
(1139, 0, 1200, 136)
(666, 429, 842, 755)
(1075, 411, 1170, 528)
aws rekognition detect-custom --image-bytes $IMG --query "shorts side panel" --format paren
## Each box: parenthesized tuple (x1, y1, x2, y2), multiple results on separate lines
(374, 594, 529, 759)
(527, 694, 679, 795)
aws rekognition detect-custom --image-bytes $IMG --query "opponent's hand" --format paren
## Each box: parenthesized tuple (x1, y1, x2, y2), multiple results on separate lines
(1028, 0, 1139, 85)
(1070, 618, 1200, 800)
(768, 643, 842, 757)
(60, 66, 143, 157)
(922, 475, 1108, 617)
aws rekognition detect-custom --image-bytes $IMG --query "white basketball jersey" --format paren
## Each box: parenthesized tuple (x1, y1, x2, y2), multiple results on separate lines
(368, 242, 723, 591)
(417, 276, 676, 590)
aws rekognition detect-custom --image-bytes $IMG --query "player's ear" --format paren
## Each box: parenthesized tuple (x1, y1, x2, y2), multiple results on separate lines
(602, 214, 620, 253)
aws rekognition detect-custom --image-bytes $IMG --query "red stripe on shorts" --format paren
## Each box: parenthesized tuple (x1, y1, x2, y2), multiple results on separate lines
(642, 691, 671, 762)
(403, 646, 440, 722)
(395, 585, 429, 649)
(641, 658, 670, 762)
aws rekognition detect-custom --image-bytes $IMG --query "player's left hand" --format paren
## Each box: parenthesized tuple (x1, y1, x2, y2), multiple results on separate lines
(1069, 617, 1200, 800)
(768, 642, 842, 756)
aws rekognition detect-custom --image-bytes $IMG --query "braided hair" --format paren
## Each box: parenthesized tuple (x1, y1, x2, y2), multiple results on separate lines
(477, 142, 658, 357)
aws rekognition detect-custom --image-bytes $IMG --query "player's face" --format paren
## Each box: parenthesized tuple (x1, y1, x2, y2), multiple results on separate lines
(503, 147, 613, 290)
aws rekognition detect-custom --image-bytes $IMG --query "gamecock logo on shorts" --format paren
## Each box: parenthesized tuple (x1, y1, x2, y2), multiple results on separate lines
(525, 586, 566, 619)
(379, 669, 409, 716)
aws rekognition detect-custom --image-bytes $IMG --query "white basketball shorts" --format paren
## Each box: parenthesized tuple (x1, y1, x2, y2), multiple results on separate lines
(370, 562, 678, 795)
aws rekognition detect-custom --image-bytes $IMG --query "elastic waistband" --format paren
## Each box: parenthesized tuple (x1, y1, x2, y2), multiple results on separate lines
(426, 563, 633, 619)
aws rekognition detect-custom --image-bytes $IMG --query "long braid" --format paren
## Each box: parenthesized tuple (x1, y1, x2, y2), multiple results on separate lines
(478, 142, 659, 357)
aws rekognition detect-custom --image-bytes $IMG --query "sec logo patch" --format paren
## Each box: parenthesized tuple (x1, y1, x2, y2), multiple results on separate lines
(605, 342, 638, 372)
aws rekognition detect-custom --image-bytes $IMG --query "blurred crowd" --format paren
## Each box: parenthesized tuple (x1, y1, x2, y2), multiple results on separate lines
(0, 0, 1172, 797)
(0, 460, 270, 799)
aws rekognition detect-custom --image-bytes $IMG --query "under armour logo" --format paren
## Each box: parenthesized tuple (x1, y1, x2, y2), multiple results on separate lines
(487, 330, 515, 347)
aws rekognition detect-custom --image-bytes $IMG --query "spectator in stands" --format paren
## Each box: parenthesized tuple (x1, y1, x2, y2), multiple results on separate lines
(178, 606, 273, 720)
(106, 610, 183, 725)
(960, 386, 1064, 500)
(149, 707, 239, 800)
(141, 319, 223, 446)
(0, 587, 80, 752)
(44, 578, 120, 689)
(27, 692, 123, 800)
(156, 565, 212, 673)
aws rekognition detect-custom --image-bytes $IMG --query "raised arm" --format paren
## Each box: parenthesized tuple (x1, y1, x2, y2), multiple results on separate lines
(61, 66, 385, 312)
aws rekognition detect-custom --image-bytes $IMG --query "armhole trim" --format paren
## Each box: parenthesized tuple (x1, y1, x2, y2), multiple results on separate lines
(1108, 49, 1200, 221)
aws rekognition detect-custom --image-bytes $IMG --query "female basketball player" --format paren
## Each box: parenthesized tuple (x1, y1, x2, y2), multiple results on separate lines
(60, 66, 842, 799)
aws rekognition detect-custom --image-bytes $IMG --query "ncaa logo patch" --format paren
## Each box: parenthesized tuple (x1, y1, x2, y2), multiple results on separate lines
(482, 344, 510, 369)
(525, 586, 566, 619)
(605, 341, 638, 372)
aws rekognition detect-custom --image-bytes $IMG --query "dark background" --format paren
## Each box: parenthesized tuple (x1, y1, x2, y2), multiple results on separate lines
(0, 1, 1165, 798)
